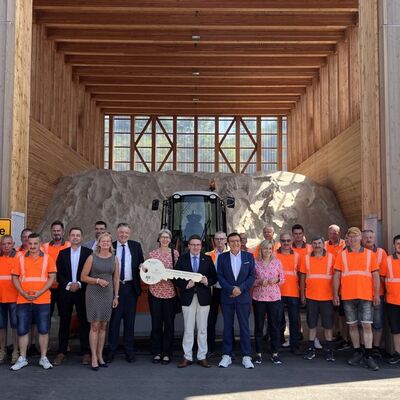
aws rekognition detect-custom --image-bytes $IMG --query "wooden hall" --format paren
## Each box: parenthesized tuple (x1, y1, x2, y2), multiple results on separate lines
(0, 0, 399, 248)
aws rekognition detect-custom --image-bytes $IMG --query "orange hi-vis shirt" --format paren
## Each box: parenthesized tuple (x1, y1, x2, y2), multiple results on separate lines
(369, 246, 387, 296)
(334, 247, 378, 301)
(43, 240, 70, 288)
(325, 239, 346, 257)
(252, 241, 280, 259)
(381, 254, 400, 306)
(292, 242, 313, 257)
(0, 250, 20, 303)
(299, 251, 334, 301)
(11, 252, 57, 304)
(274, 249, 300, 297)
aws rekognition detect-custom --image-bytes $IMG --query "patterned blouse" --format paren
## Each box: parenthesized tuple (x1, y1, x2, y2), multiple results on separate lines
(148, 248, 179, 299)
(252, 258, 285, 302)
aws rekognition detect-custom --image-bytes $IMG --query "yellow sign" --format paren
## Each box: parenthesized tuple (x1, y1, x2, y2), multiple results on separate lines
(0, 219, 12, 238)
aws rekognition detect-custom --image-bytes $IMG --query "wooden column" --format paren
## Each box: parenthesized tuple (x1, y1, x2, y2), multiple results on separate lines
(277, 116, 283, 170)
(256, 116, 262, 172)
(214, 117, 219, 172)
(0, 0, 33, 217)
(130, 115, 135, 170)
(151, 116, 156, 171)
(172, 116, 177, 170)
(379, 0, 400, 247)
(235, 116, 241, 173)
(194, 116, 198, 172)
(359, 0, 382, 233)
(108, 115, 113, 169)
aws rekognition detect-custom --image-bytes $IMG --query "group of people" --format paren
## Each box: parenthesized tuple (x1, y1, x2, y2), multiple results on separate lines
(0, 220, 400, 373)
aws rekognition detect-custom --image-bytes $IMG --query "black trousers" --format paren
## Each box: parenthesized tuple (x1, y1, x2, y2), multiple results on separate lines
(58, 290, 90, 354)
(253, 299, 282, 354)
(108, 282, 138, 354)
(50, 288, 59, 317)
(207, 287, 221, 353)
(148, 293, 175, 357)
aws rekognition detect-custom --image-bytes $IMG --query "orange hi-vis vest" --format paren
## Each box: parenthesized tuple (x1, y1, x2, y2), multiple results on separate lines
(325, 239, 346, 257)
(0, 250, 19, 303)
(292, 242, 313, 257)
(301, 252, 334, 301)
(43, 240, 70, 288)
(382, 254, 400, 306)
(334, 247, 378, 301)
(372, 247, 387, 296)
(275, 249, 300, 297)
(12, 253, 57, 304)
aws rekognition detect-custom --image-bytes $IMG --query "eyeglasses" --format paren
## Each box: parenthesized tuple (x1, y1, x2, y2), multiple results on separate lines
(159, 236, 171, 239)
(280, 239, 291, 243)
(215, 238, 226, 241)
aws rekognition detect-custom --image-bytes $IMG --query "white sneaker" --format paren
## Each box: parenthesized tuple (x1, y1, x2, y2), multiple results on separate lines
(314, 337, 323, 350)
(242, 356, 254, 369)
(282, 339, 290, 348)
(10, 356, 28, 371)
(218, 355, 232, 368)
(39, 356, 53, 369)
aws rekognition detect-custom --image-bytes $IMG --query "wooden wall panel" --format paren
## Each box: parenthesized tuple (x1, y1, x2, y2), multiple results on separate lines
(28, 23, 103, 227)
(288, 26, 360, 170)
(293, 121, 361, 227)
(28, 119, 95, 229)
(30, 23, 103, 166)
(287, 26, 362, 226)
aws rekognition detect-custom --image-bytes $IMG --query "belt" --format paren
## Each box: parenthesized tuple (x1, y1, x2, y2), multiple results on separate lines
(120, 280, 133, 285)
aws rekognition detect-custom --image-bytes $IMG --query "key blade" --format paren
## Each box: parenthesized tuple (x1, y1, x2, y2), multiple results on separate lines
(165, 269, 203, 282)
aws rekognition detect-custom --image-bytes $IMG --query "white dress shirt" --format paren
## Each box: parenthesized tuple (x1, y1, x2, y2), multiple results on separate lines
(67, 246, 81, 290)
(230, 251, 242, 280)
(116, 241, 133, 282)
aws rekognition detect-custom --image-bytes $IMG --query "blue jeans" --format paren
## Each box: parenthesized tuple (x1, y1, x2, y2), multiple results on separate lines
(16, 303, 51, 336)
(0, 303, 17, 329)
(280, 296, 300, 349)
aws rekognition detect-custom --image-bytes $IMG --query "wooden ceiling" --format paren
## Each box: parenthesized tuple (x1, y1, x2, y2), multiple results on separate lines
(33, 0, 359, 116)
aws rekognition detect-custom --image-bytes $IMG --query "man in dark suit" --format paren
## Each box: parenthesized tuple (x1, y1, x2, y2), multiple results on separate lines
(217, 232, 256, 369)
(174, 235, 217, 368)
(53, 227, 92, 366)
(107, 222, 144, 363)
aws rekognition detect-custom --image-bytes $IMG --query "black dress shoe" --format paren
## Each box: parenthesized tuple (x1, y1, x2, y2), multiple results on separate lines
(161, 356, 171, 365)
(125, 354, 136, 363)
(91, 365, 99, 371)
(99, 363, 108, 368)
(152, 355, 161, 364)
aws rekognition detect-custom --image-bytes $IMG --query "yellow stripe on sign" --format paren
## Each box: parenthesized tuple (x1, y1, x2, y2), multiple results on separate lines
(0, 219, 12, 238)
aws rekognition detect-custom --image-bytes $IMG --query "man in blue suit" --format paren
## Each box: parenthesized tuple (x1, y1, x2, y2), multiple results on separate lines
(217, 232, 256, 369)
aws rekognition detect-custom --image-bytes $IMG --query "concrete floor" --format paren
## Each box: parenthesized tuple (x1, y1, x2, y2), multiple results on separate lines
(1, 340, 400, 400)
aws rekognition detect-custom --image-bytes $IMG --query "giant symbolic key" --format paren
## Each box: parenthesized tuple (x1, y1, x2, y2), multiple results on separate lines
(140, 258, 203, 285)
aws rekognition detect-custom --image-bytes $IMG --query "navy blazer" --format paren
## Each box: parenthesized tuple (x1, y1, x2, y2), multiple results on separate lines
(217, 250, 256, 304)
(174, 252, 217, 307)
(112, 240, 144, 296)
(56, 246, 93, 293)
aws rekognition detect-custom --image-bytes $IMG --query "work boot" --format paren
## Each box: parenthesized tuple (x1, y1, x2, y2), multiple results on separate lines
(348, 350, 363, 366)
(303, 348, 316, 360)
(365, 356, 379, 371)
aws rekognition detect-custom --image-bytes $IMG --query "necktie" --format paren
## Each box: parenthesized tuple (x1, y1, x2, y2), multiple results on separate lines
(120, 244, 125, 281)
(192, 256, 198, 273)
